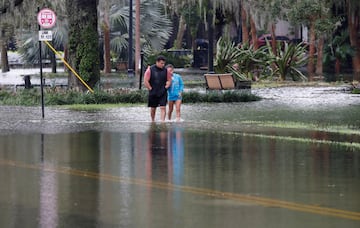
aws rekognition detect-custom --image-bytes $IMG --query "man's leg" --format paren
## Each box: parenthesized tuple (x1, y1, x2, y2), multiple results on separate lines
(160, 106, 166, 122)
(150, 107, 156, 122)
(168, 101, 174, 120)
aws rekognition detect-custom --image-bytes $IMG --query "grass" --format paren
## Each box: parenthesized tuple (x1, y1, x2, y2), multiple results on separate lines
(241, 120, 360, 136)
(62, 103, 141, 111)
(234, 132, 360, 150)
(0, 89, 260, 106)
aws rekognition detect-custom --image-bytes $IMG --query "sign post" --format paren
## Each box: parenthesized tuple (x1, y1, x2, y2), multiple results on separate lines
(37, 8, 56, 119)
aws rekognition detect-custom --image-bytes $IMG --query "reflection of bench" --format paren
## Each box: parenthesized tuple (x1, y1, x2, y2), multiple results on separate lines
(204, 73, 236, 90)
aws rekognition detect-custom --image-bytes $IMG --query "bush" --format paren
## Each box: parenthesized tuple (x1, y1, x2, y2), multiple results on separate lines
(182, 91, 204, 103)
(183, 91, 260, 103)
(0, 89, 260, 106)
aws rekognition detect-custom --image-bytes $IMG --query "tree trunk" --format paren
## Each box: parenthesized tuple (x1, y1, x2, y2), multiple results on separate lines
(63, 44, 68, 72)
(315, 35, 324, 76)
(271, 23, 276, 54)
(307, 21, 316, 80)
(241, 5, 249, 44)
(50, 48, 57, 73)
(250, 16, 258, 49)
(335, 58, 341, 75)
(66, 0, 100, 90)
(1, 40, 9, 73)
(348, 5, 360, 81)
(103, 22, 111, 74)
(174, 14, 187, 49)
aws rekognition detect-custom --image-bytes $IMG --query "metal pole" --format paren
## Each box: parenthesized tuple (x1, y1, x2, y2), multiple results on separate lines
(128, 0, 134, 77)
(207, 4, 214, 73)
(38, 7, 45, 118)
(139, 51, 144, 90)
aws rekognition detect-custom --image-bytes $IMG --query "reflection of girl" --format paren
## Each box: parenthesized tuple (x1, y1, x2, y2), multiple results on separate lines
(166, 64, 184, 121)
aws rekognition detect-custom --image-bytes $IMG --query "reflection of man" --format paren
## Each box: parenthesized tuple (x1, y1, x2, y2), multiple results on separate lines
(144, 56, 172, 122)
(147, 123, 169, 181)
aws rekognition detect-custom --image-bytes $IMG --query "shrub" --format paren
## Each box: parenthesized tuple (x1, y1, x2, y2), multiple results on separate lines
(0, 89, 260, 106)
(182, 91, 204, 103)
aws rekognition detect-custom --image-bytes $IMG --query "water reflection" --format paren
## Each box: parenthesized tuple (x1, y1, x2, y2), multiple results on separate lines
(0, 127, 359, 227)
(145, 123, 185, 182)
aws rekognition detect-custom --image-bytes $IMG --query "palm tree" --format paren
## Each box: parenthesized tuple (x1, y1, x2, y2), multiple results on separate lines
(109, 0, 173, 63)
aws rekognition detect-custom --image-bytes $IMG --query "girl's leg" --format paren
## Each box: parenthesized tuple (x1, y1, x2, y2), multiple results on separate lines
(168, 101, 175, 120)
(175, 100, 182, 121)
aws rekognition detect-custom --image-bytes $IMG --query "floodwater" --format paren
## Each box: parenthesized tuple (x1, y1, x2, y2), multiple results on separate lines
(0, 86, 360, 227)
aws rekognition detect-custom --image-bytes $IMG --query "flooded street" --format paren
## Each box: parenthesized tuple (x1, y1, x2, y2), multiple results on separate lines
(0, 86, 360, 227)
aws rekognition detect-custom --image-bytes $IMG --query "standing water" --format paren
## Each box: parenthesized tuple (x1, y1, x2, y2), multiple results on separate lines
(0, 86, 359, 227)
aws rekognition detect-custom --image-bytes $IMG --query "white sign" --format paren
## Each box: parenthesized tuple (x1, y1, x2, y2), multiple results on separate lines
(37, 8, 56, 29)
(39, 30, 53, 41)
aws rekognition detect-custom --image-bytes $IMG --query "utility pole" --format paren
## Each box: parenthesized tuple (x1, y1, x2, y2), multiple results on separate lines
(207, 1, 214, 73)
(128, 0, 134, 77)
(135, 0, 140, 77)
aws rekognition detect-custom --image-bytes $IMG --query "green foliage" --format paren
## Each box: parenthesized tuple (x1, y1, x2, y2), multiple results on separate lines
(351, 88, 360, 94)
(266, 41, 308, 81)
(180, 1, 202, 38)
(182, 91, 260, 103)
(230, 44, 271, 81)
(0, 89, 40, 106)
(323, 30, 355, 70)
(146, 51, 190, 68)
(0, 89, 260, 106)
(109, 0, 173, 58)
(214, 37, 241, 74)
(288, 0, 326, 27)
(77, 25, 100, 83)
(214, 38, 272, 81)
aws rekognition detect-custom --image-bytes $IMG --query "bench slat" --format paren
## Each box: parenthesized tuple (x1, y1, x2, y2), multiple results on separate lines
(204, 74, 222, 90)
(204, 73, 235, 90)
(219, 74, 235, 89)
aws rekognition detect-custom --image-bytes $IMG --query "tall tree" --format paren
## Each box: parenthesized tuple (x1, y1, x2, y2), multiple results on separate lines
(0, 0, 24, 72)
(65, 0, 100, 90)
(288, 0, 326, 80)
(345, 0, 360, 81)
(99, 0, 112, 74)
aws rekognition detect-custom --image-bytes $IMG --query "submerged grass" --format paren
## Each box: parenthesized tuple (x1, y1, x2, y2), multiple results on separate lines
(241, 120, 360, 136)
(225, 131, 360, 150)
(242, 132, 360, 150)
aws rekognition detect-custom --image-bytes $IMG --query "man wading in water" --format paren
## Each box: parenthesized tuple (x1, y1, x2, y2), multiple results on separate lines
(144, 56, 172, 122)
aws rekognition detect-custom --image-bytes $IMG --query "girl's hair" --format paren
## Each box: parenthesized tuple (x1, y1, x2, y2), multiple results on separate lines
(166, 64, 174, 69)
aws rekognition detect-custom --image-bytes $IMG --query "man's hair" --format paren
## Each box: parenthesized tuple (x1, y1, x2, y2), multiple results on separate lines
(156, 55, 166, 62)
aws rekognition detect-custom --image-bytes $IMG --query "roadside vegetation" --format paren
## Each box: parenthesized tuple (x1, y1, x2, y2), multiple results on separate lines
(0, 89, 260, 106)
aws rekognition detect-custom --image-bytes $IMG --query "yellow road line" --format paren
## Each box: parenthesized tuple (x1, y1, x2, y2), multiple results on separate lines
(1, 159, 359, 221)
(44, 41, 94, 93)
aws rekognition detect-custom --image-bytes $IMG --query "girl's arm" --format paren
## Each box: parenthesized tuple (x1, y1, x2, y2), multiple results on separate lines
(179, 75, 184, 92)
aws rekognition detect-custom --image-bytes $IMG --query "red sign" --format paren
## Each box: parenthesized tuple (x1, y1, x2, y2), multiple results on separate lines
(37, 8, 56, 29)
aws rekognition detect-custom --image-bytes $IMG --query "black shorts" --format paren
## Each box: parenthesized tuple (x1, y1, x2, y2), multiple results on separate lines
(148, 93, 167, 107)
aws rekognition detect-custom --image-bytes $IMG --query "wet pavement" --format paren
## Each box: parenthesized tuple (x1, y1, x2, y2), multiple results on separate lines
(0, 86, 360, 227)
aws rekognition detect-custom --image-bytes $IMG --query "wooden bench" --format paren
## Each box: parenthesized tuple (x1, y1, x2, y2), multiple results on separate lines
(204, 73, 236, 90)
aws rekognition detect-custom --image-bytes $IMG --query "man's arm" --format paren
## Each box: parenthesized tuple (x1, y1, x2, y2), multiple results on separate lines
(144, 66, 152, 90)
